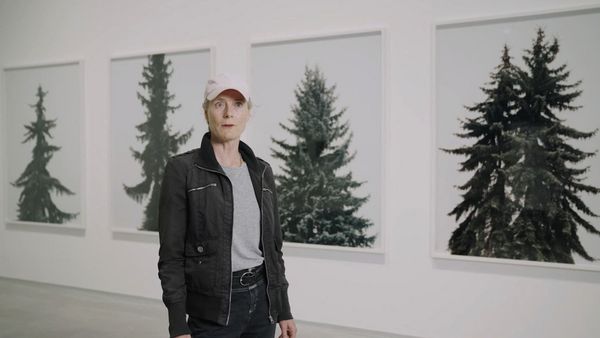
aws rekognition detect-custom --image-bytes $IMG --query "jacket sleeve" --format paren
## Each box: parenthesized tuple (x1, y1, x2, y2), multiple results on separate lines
(268, 165, 294, 322)
(157, 158, 191, 337)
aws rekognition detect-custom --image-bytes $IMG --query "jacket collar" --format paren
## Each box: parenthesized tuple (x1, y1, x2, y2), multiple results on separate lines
(194, 132, 263, 176)
(194, 132, 265, 205)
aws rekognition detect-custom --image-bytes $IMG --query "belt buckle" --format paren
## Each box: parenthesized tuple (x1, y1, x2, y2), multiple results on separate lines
(239, 271, 256, 287)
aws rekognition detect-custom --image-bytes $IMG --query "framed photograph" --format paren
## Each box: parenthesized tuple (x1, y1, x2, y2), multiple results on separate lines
(433, 6, 600, 270)
(110, 47, 212, 234)
(250, 29, 384, 251)
(3, 60, 84, 230)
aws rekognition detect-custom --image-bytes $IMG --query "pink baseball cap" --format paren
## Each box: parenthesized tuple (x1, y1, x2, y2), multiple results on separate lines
(204, 73, 250, 101)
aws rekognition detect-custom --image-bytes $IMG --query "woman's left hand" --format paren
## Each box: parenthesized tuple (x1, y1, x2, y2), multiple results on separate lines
(278, 319, 298, 338)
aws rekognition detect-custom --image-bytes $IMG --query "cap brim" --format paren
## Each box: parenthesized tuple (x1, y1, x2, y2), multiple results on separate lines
(206, 87, 249, 101)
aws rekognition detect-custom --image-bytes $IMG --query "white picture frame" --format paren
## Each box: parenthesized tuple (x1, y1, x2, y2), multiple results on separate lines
(250, 28, 387, 257)
(431, 5, 600, 271)
(2, 59, 86, 234)
(109, 45, 214, 239)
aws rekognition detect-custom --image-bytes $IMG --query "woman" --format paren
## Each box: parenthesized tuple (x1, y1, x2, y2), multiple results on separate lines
(158, 74, 297, 338)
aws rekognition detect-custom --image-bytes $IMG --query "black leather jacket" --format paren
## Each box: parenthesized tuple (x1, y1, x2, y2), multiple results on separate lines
(158, 132, 292, 337)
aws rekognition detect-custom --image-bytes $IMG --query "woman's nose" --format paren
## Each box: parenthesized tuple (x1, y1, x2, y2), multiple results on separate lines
(223, 103, 231, 116)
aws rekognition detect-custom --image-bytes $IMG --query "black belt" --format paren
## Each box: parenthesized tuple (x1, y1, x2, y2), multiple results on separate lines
(232, 264, 265, 289)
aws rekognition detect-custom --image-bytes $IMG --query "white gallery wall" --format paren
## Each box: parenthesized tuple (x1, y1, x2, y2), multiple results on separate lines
(1, 1, 600, 338)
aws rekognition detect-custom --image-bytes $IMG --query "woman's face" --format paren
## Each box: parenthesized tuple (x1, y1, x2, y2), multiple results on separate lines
(205, 89, 250, 143)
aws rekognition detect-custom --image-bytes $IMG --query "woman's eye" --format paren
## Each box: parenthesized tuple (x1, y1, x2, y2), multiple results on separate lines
(235, 101, 244, 108)
(214, 101, 223, 109)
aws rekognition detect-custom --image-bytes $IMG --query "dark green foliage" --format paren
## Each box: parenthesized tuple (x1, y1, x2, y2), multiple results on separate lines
(12, 85, 78, 223)
(445, 29, 599, 263)
(444, 46, 521, 258)
(507, 29, 598, 262)
(272, 66, 374, 247)
(124, 54, 192, 231)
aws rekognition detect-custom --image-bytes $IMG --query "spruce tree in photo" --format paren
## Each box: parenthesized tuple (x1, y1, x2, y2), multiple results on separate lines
(124, 54, 192, 231)
(507, 28, 599, 263)
(272, 66, 374, 247)
(12, 85, 78, 223)
(444, 46, 522, 258)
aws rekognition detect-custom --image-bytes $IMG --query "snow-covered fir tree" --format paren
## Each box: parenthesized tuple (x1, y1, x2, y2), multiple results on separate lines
(272, 66, 374, 247)
(12, 85, 78, 223)
(124, 54, 192, 231)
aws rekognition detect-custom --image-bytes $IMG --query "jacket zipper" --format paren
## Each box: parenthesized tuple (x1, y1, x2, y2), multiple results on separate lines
(260, 166, 275, 324)
(187, 183, 217, 192)
(193, 164, 234, 326)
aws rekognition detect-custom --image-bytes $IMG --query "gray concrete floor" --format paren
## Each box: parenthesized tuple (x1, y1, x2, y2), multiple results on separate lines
(0, 277, 415, 338)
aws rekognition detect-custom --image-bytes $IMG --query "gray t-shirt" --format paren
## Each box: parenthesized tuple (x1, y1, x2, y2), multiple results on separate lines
(222, 162, 264, 271)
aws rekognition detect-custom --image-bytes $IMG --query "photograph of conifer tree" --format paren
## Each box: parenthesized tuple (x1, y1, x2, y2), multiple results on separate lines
(124, 54, 192, 231)
(272, 66, 374, 247)
(435, 9, 600, 267)
(4, 62, 82, 226)
(110, 49, 210, 231)
(251, 31, 382, 249)
(12, 86, 78, 223)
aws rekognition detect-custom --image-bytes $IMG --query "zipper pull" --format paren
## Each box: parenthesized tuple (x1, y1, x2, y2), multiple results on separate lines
(269, 315, 275, 324)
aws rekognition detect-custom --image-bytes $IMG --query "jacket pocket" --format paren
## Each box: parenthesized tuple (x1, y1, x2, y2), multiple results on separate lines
(184, 243, 216, 293)
(187, 181, 220, 238)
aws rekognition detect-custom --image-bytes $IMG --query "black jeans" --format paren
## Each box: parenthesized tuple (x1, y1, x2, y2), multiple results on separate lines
(187, 279, 275, 338)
